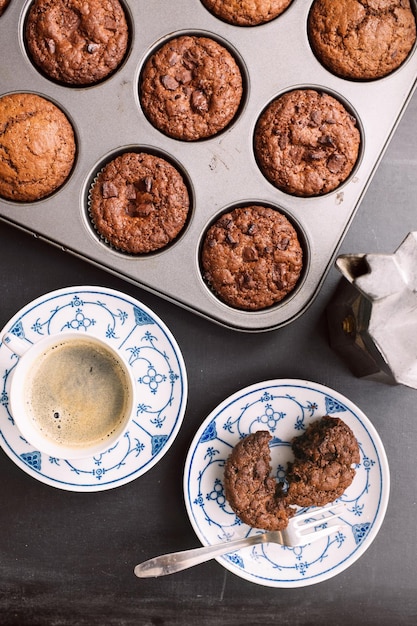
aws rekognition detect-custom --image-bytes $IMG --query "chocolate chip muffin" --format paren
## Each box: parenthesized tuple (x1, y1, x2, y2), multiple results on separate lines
(254, 89, 361, 196)
(224, 417, 359, 531)
(286, 416, 360, 507)
(200, 0, 293, 26)
(224, 431, 296, 531)
(308, 0, 416, 80)
(89, 152, 190, 254)
(201, 205, 303, 310)
(0, 92, 76, 202)
(140, 35, 243, 141)
(25, 0, 129, 85)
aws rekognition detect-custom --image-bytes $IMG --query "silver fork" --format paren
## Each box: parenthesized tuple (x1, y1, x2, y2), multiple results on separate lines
(134, 502, 346, 578)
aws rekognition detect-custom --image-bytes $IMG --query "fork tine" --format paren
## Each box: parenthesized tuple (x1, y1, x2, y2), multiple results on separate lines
(293, 523, 346, 546)
(297, 515, 345, 535)
(290, 502, 346, 546)
(292, 502, 345, 527)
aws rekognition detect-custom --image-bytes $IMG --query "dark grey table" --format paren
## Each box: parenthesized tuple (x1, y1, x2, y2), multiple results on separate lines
(1, 92, 416, 626)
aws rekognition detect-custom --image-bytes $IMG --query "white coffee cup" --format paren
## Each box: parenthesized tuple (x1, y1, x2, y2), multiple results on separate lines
(3, 331, 137, 459)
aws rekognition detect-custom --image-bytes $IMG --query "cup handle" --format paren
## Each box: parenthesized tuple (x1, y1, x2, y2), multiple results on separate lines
(2, 333, 32, 357)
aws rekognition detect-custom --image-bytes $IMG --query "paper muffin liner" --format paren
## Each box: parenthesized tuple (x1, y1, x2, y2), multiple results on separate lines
(87, 170, 128, 254)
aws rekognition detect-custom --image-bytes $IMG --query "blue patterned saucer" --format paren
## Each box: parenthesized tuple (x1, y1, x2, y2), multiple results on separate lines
(184, 379, 389, 587)
(0, 286, 187, 492)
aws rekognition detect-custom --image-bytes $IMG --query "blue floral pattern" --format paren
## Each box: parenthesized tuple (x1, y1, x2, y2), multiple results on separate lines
(0, 287, 187, 492)
(184, 380, 389, 587)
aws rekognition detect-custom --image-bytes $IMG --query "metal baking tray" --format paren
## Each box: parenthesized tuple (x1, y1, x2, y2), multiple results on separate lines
(1, 0, 416, 332)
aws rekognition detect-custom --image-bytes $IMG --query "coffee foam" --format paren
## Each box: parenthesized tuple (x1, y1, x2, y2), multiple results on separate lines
(25, 338, 130, 449)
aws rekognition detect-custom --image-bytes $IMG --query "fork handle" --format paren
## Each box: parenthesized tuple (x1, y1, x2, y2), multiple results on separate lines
(134, 533, 268, 578)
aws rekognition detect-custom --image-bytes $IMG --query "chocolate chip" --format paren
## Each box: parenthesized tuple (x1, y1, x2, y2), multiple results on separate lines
(327, 153, 346, 173)
(223, 218, 233, 228)
(167, 50, 180, 66)
(319, 134, 335, 147)
(226, 232, 238, 245)
(238, 272, 256, 289)
(127, 200, 155, 217)
(104, 18, 117, 31)
(143, 176, 153, 193)
(161, 75, 179, 90)
(102, 181, 118, 198)
(183, 51, 198, 70)
(272, 263, 288, 289)
(306, 150, 326, 161)
(134, 203, 155, 216)
(87, 43, 99, 54)
(175, 68, 193, 84)
(276, 237, 290, 251)
(247, 223, 257, 235)
(242, 246, 258, 262)
(310, 110, 322, 125)
(191, 89, 209, 112)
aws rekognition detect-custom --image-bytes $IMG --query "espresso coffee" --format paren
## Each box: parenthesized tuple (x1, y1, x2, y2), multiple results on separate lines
(24, 338, 131, 450)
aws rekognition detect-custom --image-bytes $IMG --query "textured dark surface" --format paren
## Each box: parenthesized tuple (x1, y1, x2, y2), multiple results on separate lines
(0, 86, 417, 626)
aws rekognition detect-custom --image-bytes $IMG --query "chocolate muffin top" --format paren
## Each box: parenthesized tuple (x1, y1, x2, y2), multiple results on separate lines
(254, 89, 360, 196)
(25, 0, 129, 85)
(0, 92, 76, 202)
(291, 415, 361, 467)
(308, 0, 417, 80)
(224, 417, 359, 531)
(224, 431, 296, 531)
(140, 35, 243, 141)
(286, 416, 360, 507)
(89, 152, 190, 254)
(200, 0, 293, 26)
(202, 205, 303, 310)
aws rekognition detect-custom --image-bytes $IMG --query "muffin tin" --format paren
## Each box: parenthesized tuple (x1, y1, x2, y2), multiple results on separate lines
(1, 0, 416, 332)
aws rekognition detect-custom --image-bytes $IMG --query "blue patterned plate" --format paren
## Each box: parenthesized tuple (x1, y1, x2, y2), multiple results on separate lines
(0, 286, 187, 491)
(184, 379, 389, 587)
